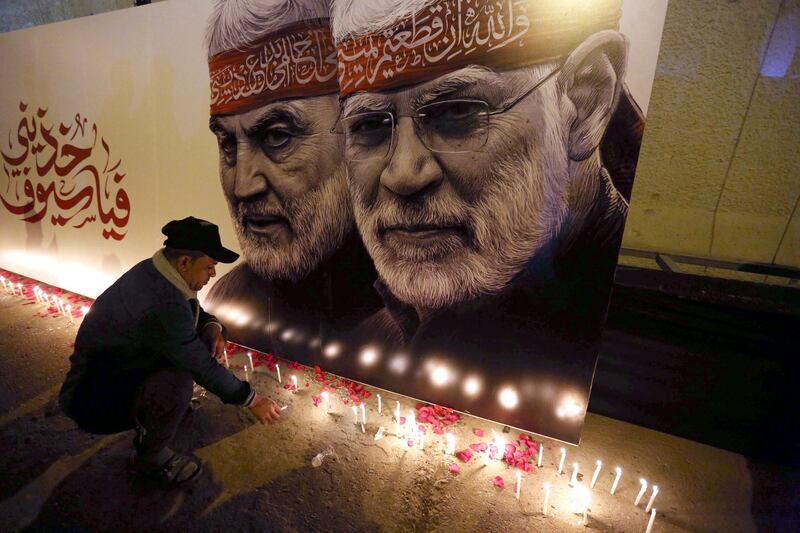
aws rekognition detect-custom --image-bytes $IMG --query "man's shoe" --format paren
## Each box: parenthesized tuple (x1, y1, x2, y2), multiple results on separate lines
(128, 452, 203, 487)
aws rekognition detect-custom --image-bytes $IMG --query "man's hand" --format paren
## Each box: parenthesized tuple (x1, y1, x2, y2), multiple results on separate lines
(201, 324, 226, 359)
(248, 394, 282, 425)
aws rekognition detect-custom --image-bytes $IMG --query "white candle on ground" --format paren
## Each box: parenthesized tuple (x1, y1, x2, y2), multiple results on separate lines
(558, 448, 566, 474)
(244, 364, 249, 382)
(17, 283, 23, 296)
(446, 433, 456, 455)
(418, 427, 425, 449)
(291, 375, 298, 392)
(374, 426, 385, 441)
(590, 460, 602, 489)
(276, 363, 282, 383)
(247, 352, 254, 373)
(361, 422, 366, 433)
(515, 471, 522, 500)
(223, 348, 229, 368)
(645, 485, 659, 513)
(395, 401, 401, 438)
(635, 478, 648, 506)
(321, 391, 330, 410)
(611, 466, 622, 495)
(352, 405, 359, 425)
(80, 305, 89, 317)
(377, 393, 382, 414)
(65, 304, 73, 322)
(570, 462, 579, 486)
(543, 483, 551, 516)
(360, 402, 366, 424)
(33, 287, 40, 302)
(537, 442, 543, 468)
(645, 508, 657, 533)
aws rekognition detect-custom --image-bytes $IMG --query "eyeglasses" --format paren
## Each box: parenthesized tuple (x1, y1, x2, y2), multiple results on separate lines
(333, 65, 562, 162)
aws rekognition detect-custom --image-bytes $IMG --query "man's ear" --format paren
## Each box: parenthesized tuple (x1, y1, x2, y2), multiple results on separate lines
(558, 30, 628, 161)
(176, 255, 192, 272)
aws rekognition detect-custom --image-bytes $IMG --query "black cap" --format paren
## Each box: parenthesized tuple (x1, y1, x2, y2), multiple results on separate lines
(161, 216, 239, 264)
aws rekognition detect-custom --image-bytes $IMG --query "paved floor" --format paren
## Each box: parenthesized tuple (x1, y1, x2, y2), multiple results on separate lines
(0, 289, 797, 532)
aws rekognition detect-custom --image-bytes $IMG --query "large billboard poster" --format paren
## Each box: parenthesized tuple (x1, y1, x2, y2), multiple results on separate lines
(0, 0, 667, 444)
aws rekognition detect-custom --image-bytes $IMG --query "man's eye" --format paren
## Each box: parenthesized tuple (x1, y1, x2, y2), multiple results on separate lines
(217, 136, 237, 165)
(262, 129, 292, 149)
(423, 100, 485, 121)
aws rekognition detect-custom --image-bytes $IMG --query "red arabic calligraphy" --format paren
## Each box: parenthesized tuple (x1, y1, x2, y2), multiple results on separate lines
(1, 102, 130, 240)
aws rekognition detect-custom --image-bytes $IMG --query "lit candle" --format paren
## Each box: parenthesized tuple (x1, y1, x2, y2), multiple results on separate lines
(537, 442, 543, 468)
(570, 462, 579, 486)
(515, 471, 522, 500)
(361, 422, 366, 433)
(0, 276, 6, 290)
(360, 402, 366, 424)
(542, 483, 551, 516)
(276, 363, 282, 383)
(445, 433, 456, 455)
(222, 348, 229, 368)
(33, 286, 41, 302)
(244, 364, 249, 382)
(17, 283, 23, 296)
(634, 478, 648, 506)
(408, 410, 417, 436)
(582, 489, 590, 525)
(645, 485, 659, 513)
(610, 466, 622, 495)
(247, 352, 254, 374)
(81, 305, 89, 317)
(291, 375, 298, 392)
(374, 426, 385, 441)
(645, 508, 656, 533)
(65, 304, 73, 322)
(558, 448, 566, 474)
(57, 297, 65, 314)
(352, 405, 358, 424)
(590, 460, 602, 489)
(377, 393, 382, 414)
(321, 391, 331, 410)
(491, 430, 506, 462)
(418, 426, 425, 449)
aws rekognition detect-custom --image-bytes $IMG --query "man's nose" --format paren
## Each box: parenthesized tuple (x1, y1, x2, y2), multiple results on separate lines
(234, 143, 270, 200)
(380, 117, 443, 198)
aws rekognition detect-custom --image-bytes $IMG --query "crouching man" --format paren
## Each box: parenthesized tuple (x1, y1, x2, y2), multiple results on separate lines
(59, 216, 281, 487)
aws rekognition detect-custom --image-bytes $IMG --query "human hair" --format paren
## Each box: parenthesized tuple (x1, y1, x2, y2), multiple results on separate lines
(162, 247, 206, 263)
(331, 0, 431, 43)
(206, 0, 332, 57)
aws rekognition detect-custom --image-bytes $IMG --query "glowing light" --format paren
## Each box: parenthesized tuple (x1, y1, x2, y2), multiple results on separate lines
(556, 396, 583, 419)
(323, 342, 341, 358)
(359, 348, 379, 366)
(308, 337, 321, 349)
(570, 462, 579, 486)
(646, 485, 659, 513)
(645, 508, 657, 533)
(498, 386, 519, 409)
(321, 391, 330, 410)
(610, 466, 622, 494)
(281, 329, 294, 341)
(491, 430, 506, 462)
(577, 483, 591, 525)
(265, 321, 280, 334)
(558, 448, 566, 474)
(463, 375, 481, 396)
(234, 312, 250, 327)
(430, 364, 452, 387)
(80, 306, 90, 317)
(445, 433, 456, 455)
(634, 478, 648, 506)
(291, 375, 298, 393)
(389, 354, 409, 374)
(542, 483, 551, 516)
(590, 460, 602, 489)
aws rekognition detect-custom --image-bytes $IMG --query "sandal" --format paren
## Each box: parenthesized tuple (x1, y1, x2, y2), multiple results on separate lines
(129, 452, 203, 487)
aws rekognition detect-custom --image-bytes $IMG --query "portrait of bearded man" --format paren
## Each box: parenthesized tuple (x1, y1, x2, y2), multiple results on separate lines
(203, 0, 381, 359)
(329, 0, 645, 443)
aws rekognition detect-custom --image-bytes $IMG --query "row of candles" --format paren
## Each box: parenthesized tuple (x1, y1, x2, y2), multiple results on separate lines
(234, 349, 661, 532)
(1, 275, 90, 321)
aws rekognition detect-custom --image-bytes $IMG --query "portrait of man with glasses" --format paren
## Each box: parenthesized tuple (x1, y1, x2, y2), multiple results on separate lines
(329, 0, 646, 442)
(202, 0, 381, 359)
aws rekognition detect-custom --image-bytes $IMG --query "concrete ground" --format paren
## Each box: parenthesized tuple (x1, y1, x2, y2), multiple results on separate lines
(0, 289, 797, 533)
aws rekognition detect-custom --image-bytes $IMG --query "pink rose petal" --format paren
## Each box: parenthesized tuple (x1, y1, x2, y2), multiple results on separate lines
(448, 463, 461, 475)
(493, 476, 505, 488)
(456, 449, 473, 463)
(473, 428, 484, 437)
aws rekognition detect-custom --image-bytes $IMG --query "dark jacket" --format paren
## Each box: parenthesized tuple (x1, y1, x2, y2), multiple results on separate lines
(59, 257, 251, 418)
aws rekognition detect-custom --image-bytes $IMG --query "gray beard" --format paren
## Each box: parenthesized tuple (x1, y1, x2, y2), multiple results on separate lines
(231, 167, 353, 283)
(354, 149, 567, 309)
